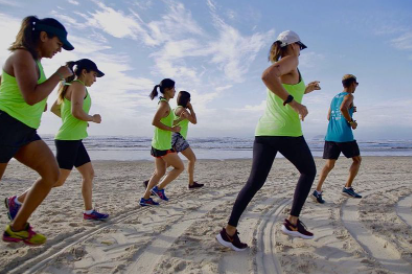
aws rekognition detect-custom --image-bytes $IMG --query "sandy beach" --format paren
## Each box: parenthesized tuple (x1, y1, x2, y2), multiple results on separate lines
(1, 157, 412, 274)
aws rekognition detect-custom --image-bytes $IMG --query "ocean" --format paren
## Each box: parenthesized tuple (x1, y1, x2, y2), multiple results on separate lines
(41, 136, 412, 161)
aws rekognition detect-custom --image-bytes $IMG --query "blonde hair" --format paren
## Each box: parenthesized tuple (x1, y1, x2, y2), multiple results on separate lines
(268, 41, 287, 63)
(342, 74, 357, 88)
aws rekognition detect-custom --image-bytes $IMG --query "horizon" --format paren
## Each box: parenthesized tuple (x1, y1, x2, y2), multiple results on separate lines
(0, 0, 411, 140)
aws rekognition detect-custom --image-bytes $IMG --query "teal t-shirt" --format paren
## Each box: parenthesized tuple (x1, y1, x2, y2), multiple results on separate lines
(325, 92, 355, 142)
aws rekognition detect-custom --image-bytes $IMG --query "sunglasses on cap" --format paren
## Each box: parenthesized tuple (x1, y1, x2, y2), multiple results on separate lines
(295, 41, 306, 50)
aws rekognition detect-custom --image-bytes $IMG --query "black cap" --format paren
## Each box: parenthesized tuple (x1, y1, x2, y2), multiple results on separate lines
(76, 59, 104, 77)
(35, 23, 74, 51)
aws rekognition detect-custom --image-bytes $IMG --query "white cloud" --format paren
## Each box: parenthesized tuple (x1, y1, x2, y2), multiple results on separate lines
(206, 18, 273, 82)
(0, 13, 21, 63)
(391, 32, 412, 50)
(68, 0, 79, 5)
(242, 100, 266, 112)
(87, 1, 147, 40)
(0, 0, 21, 7)
(299, 51, 326, 69)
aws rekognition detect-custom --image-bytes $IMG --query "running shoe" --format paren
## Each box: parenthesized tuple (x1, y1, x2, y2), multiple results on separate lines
(342, 187, 362, 198)
(151, 186, 169, 201)
(188, 182, 204, 189)
(139, 197, 160, 207)
(83, 209, 109, 221)
(312, 190, 325, 204)
(2, 223, 46, 245)
(281, 219, 314, 239)
(4, 196, 21, 221)
(216, 228, 248, 251)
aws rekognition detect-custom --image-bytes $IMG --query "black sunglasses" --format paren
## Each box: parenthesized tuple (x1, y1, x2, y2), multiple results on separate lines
(295, 41, 305, 50)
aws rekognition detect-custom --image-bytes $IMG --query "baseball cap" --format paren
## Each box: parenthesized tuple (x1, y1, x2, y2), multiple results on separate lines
(276, 30, 307, 50)
(76, 59, 105, 77)
(35, 23, 74, 51)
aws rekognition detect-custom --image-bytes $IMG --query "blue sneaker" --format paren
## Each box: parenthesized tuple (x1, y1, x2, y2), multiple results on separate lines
(5, 196, 21, 221)
(151, 186, 169, 201)
(312, 190, 325, 204)
(139, 197, 160, 207)
(83, 209, 109, 221)
(342, 187, 362, 198)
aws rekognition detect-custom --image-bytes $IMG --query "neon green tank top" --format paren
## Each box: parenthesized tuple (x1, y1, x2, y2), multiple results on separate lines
(151, 98, 174, 150)
(55, 80, 91, 140)
(0, 60, 47, 129)
(255, 74, 305, 137)
(174, 106, 189, 139)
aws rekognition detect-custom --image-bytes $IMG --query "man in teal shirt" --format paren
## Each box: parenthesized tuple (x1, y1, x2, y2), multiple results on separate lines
(313, 74, 362, 203)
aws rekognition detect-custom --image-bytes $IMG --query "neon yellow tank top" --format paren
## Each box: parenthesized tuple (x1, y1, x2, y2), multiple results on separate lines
(151, 98, 174, 150)
(55, 80, 91, 140)
(255, 75, 305, 137)
(174, 106, 189, 139)
(0, 60, 47, 129)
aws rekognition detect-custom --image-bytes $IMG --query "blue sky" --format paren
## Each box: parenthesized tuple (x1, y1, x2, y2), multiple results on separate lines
(0, 0, 411, 139)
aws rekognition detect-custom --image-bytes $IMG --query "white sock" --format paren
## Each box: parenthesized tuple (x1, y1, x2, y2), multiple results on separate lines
(84, 209, 94, 214)
(14, 196, 22, 205)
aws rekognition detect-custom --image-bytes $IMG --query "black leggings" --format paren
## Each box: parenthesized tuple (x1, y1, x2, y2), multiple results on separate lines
(228, 136, 316, 227)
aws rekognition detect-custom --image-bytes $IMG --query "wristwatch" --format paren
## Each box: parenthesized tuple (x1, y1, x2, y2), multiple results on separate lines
(283, 95, 294, 106)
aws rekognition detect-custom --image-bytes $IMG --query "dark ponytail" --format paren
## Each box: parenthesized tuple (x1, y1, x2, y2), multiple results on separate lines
(149, 78, 175, 100)
(9, 16, 67, 59)
(177, 91, 191, 108)
(57, 61, 77, 104)
(150, 85, 160, 100)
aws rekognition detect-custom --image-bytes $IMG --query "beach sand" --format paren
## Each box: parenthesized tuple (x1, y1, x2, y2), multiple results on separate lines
(1, 157, 411, 274)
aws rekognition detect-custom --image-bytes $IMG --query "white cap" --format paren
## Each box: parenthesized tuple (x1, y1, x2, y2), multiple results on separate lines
(276, 30, 307, 49)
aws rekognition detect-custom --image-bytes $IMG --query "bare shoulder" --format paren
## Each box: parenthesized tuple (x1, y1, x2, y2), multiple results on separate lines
(345, 93, 354, 99)
(4, 49, 34, 74)
(69, 82, 86, 98)
(175, 106, 185, 116)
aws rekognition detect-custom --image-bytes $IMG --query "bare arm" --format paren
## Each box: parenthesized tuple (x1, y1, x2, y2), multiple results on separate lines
(340, 93, 357, 129)
(261, 55, 298, 101)
(305, 81, 321, 94)
(174, 105, 197, 125)
(153, 101, 180, 132)
(50, 100, 61, 118)
(70, 83, 96, 122)
(340, 94, 354, 122)
(261, 55, 309, 121)
(327, 107, 331, 121)
(186, 103, 197, 124)
(12, 50, 72, 105)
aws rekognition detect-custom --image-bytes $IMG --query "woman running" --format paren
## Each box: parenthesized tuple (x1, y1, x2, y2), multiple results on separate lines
(139, 79, 184, 206)
(216, 30, 321, 251)
(10, 59, 109, 221)
(143, 91, 203, 189)
(1, 16, 74, 245)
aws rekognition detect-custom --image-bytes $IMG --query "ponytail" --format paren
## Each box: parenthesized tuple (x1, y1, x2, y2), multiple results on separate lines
(57, 61, 77, 104)
(9, 16, 68, 59)
(9, 16, 41, 59)
(149, 78, 175, 100)
(150, 85, 160, 100)
(268, 41, 285, 63)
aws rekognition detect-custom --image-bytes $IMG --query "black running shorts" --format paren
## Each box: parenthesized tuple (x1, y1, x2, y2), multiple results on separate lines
(150, 146, 175, 158)
(0, 110, 41, 163)
(323, 140, 360, 160)
(55, 139, 91, 170)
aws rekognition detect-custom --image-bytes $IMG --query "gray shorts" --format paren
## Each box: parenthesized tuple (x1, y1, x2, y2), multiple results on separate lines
(172, 133, 190, 153)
